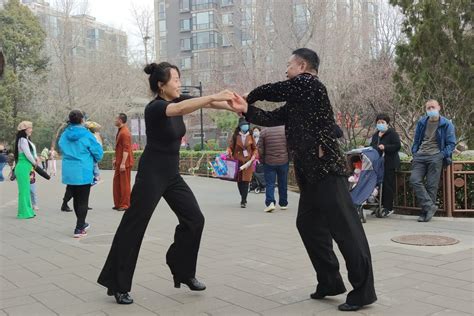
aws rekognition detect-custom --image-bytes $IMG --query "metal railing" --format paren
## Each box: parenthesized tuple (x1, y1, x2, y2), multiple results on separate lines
(394, 161, 474, 216)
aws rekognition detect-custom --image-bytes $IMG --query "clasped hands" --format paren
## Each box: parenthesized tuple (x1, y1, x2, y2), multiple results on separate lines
(211, 90, 249, 114)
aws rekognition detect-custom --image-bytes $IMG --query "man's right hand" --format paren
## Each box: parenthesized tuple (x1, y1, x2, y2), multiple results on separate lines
(231, 93, 248, 113)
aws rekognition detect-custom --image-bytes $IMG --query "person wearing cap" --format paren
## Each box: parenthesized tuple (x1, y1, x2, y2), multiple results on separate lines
(14, 121, 39, 219)
(227, 118, 257, 208)
(59, 110, 103, 238)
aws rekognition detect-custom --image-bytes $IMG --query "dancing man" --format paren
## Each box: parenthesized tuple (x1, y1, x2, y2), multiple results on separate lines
(231, 48, 377, 312)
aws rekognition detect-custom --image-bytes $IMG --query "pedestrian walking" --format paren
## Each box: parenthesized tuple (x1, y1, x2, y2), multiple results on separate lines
(227, 118, 257, 208)
(59, 110, 103, 238)
(258, 126, 289, 213)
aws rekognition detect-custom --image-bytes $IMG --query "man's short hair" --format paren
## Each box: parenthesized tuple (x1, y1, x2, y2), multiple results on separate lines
(118, 113, 127, 124)
(292, 48, 320, 72)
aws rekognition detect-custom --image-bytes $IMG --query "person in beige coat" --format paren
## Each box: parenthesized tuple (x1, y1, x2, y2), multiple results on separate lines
(227, 118, 257, 208)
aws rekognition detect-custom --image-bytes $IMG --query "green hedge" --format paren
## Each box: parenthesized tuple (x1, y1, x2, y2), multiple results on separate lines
(99, 150, 473, 214)
(98, 150, 223, 171)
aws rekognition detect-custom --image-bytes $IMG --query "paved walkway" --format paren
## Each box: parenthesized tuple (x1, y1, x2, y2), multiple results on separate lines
(0, 169, 473, 316)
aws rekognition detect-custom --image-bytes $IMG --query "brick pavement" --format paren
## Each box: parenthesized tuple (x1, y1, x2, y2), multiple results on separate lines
(0, 169, 473, 315)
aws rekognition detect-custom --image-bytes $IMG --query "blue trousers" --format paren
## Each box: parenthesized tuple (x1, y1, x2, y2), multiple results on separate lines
(263, 163, 289, 207)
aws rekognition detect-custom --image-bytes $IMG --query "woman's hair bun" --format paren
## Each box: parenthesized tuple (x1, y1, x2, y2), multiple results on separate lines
(144, 63, 158, 75)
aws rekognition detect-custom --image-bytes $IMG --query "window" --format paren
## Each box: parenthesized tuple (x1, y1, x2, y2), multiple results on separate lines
(193, 51, 215, 69)
(294, 4, 310, 34)
(222, 52, 233, 66)
(179, 0, 190, 12)
(180, 18, 191, 32)
(192, 0, 218, 11)
(181, 77, 192, 87)
(222, 33, 232, 47)
(159, 38, 167, 56)
(180, 57, 192, 70)
(197, 71, 211, 84)
(192, 31, 218, 50)
(180, 38, 192, 51)
(222, 13, 233, 26)
(159, 20, 167, 37)
(193, 11, 215, 30)
(158, 2, 166, 19)
(241, 29, 252, 46)
(221, 0, 233, 6)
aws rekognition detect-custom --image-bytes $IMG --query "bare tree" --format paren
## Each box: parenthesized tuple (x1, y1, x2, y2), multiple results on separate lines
(129, 3, 155, 66)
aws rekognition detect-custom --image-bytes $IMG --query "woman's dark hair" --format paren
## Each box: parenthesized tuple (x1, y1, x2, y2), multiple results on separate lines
(68, 110, 84, 125)
(14, 130, 29, 163)
(144, 62, 180, 95)
(375, 113, 391, 124)
(292, 48, 320, 72)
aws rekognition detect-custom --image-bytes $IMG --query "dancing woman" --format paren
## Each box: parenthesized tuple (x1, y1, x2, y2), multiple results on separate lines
(98, 62, 237, 304)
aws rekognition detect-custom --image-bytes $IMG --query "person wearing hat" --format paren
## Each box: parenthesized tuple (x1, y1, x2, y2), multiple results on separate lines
(14, 121, 39, 219)
(227, 118, 257, 208)
(59, 110, 103, 238)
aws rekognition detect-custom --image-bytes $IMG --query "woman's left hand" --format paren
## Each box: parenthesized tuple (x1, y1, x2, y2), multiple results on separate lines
(378, 144, 385, 151)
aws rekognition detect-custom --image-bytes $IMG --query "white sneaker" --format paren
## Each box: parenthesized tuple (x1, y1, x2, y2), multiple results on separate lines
(264, 203, 276, 213)
(279, 205, 288, 210)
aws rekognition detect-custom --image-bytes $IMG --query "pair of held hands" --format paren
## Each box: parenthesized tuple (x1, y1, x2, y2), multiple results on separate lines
(212, 90, 248, 113)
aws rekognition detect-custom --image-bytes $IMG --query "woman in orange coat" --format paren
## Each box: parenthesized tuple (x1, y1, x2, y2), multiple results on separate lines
(227, 118, 257, 208)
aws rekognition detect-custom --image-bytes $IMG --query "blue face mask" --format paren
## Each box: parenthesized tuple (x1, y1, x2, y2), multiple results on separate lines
(240, 125, 249, 133)
(427, 110, 439, 117)
(376, 123, 388, 132)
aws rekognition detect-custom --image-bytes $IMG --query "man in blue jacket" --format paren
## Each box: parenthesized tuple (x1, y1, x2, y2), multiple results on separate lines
(59, 110, 103, 237)
(410, 100, 456, 222)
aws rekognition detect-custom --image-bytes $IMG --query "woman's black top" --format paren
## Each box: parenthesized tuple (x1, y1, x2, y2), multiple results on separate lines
(369, 128, 401, 170)
(144, 95, 192, 154)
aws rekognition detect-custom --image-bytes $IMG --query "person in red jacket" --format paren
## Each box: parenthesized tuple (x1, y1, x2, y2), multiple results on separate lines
(113, 113, 134, 212)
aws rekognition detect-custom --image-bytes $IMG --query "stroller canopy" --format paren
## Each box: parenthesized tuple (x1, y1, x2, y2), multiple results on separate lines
(347, 147, 384, 205)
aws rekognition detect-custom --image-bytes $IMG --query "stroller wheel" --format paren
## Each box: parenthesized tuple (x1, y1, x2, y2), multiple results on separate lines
(255, 187, 261, 194)
(375, 207, 383, 218)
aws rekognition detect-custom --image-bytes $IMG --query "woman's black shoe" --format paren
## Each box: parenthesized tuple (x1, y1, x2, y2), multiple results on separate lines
(61, 203, 72, 212)
(107, 289, 133, 304)
(173, 277, 206, 291)
(240, 202, 247, 208)
(338, 303, 361, 311)
(310, 288, 346, 300)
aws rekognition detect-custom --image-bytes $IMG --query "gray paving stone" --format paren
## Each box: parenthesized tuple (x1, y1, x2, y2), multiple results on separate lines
(423, 295, 474, 314)
(3, 302, 57, 316)
(405, 272, 471, 288)
(1, 171, 473, 316)
(31, 288, 84, 308)
(0, 295, 37, 309)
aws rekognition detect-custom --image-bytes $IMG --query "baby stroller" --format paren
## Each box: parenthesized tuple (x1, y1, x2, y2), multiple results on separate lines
(249, 162, 266, 194)
(346, 147, 384, 223)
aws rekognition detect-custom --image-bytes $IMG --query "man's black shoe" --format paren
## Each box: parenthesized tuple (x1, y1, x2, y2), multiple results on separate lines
(338, 303, 361, 311)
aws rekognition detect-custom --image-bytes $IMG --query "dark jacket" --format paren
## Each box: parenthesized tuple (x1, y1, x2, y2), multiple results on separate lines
(370, 128, 401, 170)
(245, 73, 347, 186)
(411, 116, 456, 165)
(258, 126, 289, 165)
